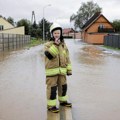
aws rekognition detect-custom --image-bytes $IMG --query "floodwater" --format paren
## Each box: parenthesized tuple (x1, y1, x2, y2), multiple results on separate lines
(0, 39, 120, 120)
(67, 40, 120, 120)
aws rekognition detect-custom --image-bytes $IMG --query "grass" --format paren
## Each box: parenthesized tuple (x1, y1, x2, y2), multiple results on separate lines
(27, 38, 48, 48)
(103, 45, 120, 51)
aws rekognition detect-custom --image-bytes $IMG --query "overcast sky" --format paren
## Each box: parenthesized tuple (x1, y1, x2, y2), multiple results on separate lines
(0, 0, 120, 28)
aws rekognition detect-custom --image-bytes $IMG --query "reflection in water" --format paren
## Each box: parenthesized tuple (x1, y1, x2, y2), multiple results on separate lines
(47, 106, 72, 120)
(0, 51, 10, 61)
(0, 48, 28, 62)
(78, 45, 105, 65)
(47, 111, 60, 120)
(60, 106, 73, 120)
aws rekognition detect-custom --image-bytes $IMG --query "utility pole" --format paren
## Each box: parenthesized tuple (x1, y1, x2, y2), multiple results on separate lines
(31, 11, 36, 25)
(30, 11, 36, 37)
(43, 4, 51, 41)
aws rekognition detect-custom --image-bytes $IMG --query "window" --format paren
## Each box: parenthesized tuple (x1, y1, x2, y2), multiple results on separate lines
(0, 25, 4, 30)
(99, 24, 105, 29)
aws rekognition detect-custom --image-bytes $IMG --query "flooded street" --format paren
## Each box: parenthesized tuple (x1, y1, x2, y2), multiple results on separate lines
(0, 46, 47, 120)
(67, 40, 120, 120)
(0, 39, 120, 120)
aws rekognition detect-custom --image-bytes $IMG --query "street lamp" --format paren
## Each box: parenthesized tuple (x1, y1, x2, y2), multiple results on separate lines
(43, 4, 51, 41)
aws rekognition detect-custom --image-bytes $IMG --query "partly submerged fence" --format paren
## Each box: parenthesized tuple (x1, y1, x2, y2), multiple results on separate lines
(104, 34, 120, 49)
(0, 33, 30, 52)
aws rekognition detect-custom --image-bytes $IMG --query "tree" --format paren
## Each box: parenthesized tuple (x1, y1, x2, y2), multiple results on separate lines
(70, 1, 102, 30)
(38, 18, 51, 40)
(112, 20, 120, 33)
(17, 19, 30, 35)
(16, 18, 51, 38)
(30, 21, 39, 37)
(7, 17, 14, 26)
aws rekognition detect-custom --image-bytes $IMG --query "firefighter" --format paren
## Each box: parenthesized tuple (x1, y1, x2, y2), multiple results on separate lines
(44, 23, 72, 113)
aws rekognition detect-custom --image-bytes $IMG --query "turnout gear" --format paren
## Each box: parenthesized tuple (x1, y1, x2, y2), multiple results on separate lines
(50, 86, 57, 100)
(44, 51, 53, 60)
(61, 84, 67, 96)
(46, 75, 68, 107)
(44, 41, 72, 76)
(44, 23, 72, 110)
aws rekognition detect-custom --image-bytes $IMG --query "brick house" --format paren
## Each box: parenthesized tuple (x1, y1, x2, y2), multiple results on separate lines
(81, 12, 115, 44)
(63, 28, 81, 39)
(63, 28, 75, 38)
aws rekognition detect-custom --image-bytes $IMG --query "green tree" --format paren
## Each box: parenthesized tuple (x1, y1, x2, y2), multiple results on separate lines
(112, 20, 120, 32)
(70, 1, 102, 30)
(38, 18, 51, 40)
(30, 21, 39, 37)
(7, 17, 14, 26)
(17, 19, 30, 35)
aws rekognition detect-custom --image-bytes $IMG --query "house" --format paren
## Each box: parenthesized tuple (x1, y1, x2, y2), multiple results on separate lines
(81, 12, 115, 44)
(0, 16, 25, 35)
(63, 28, 75, 38)
(63, 28, 81, 39)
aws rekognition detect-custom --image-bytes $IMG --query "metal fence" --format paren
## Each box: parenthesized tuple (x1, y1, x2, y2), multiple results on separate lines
(0, 33, 30, 52)
(104, 34, 120, 49)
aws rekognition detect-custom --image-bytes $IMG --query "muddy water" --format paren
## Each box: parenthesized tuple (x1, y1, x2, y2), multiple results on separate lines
(66, 39, 120, 120)
(0, 39, 120, 120)
(0, 46, 47, 120)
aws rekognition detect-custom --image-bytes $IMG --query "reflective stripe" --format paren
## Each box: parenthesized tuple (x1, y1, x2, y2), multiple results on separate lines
(49, 45, 59, 57)
(59, 67, 67, 75)
(58, 95, 68, 102)
(47, 99, 56, 106)
(67, 64, 72, 71)
(46, 68, 59, 76)
(46, 67, 67, 76)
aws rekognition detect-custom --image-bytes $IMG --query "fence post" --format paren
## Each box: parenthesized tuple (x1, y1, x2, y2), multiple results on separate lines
(21, 35, 22, 47)
(8, 34, 10, 51)
(118, 36, 120, 49)
(22, 35, 24, 47)
(16, 34, 17, 49)
(2, 33, 4, 51)
(104, 36, 106, 46)
(19, 35, 20, 48)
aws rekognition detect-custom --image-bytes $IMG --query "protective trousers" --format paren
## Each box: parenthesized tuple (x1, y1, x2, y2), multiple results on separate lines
(46, 75, 68, 107)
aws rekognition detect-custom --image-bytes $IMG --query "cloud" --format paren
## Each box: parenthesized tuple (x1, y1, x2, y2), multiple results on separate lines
(53, 18, 73, 28)
(0, 0, 120, 28)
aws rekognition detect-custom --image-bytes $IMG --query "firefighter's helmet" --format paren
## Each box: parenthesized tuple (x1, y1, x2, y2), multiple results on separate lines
(50, 23, 62, 33)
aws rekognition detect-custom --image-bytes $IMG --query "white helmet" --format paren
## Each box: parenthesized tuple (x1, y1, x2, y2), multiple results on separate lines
(50, 23, 62, 33)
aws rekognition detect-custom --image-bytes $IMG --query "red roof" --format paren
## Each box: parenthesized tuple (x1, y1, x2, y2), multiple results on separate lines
(63, 28, 75, 34)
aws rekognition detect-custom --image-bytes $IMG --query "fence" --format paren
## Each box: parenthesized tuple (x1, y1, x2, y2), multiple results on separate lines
(104, 34, 120, 49)
(0, 33, 30, 52)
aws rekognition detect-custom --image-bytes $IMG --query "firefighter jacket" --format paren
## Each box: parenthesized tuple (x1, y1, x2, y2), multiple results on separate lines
(44, 41, 72, 77)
